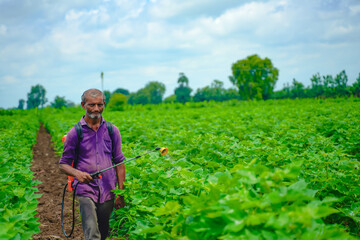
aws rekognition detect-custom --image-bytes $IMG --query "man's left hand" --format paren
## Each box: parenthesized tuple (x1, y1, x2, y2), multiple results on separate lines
(115, 195, 125, 209)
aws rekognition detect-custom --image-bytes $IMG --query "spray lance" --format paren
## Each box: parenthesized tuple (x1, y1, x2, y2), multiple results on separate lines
(61, 144, 169, 238)
(90, 147, 169, 179)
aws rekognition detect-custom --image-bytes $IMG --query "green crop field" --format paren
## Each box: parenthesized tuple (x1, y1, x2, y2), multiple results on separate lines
(0, 110, 40, 239)
(1, 98, 360, 239)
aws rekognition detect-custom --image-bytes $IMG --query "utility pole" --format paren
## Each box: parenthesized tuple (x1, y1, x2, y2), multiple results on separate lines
(101, 72, 104, 92)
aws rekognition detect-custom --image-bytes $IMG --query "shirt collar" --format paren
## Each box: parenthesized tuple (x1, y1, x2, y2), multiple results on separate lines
(80, 115, 104, 128)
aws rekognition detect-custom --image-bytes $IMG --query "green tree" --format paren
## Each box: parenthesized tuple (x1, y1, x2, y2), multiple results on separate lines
(193, 87, 209, 102)
(351, 73, 360, 97)
(334, 70, 349, 97)
(127, 81, 165, 105)
(178, 72, 189, 87)
(175, 73, 192, 103)
(309, 73, 323, 98)
(209, 80, 226, 101)
(290, 79, 305, 99)
(18, 99, 25, 110)
(230, 54, 279, 100)
(50, 96, 69, 108)
(272, 83, 291, 99)
(145, 81, 166, 104)
(27, 84, 47, 109)
(164, 94, 177, 103)
(113, 88, 130, 96)
(193, 80, 239, 102)
(107, 93, 127, 111)
(322, 74, 335, 98)
(104, 90, 111, 105)
(175, 87, 192, 103)
(128, 89, 150, 105)
(224, 88, 240, 101)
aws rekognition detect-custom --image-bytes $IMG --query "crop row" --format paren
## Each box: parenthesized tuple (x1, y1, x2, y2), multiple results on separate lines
(41, 98, 360, 239)
(0, 110, 40, 239)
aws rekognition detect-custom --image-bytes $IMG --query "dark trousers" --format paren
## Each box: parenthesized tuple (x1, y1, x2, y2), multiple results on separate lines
(78, 197, 114, 240)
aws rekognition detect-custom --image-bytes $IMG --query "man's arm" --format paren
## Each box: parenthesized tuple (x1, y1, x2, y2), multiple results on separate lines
(59, 163, 93, 184)
(114, 164, 126, 209)
(115, 164, 125, 189)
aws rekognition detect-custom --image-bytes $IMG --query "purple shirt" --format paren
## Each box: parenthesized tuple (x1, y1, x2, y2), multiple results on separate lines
(59, 116, 125, 203)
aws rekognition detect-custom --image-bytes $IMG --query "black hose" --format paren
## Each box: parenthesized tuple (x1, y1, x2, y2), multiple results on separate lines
(61, 182, 79, 238)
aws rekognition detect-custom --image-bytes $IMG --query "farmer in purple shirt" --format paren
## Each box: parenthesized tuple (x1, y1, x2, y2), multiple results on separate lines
(59, 88, 125, 240)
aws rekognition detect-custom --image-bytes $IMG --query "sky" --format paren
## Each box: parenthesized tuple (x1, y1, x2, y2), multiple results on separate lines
(0, 0, 359, 109)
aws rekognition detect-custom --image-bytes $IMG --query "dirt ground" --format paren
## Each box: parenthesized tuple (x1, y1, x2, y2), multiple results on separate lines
(31, 124, 83, 240)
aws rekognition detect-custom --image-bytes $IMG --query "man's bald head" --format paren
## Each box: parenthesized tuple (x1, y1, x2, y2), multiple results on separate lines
(81, 89, 105, 103)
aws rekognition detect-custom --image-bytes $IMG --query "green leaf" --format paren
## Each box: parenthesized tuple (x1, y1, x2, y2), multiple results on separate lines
(224, 220, 244, 233)
(139, 225, 163, 234)
(154, 201, 181, 216)
(314, 206, 338, 218)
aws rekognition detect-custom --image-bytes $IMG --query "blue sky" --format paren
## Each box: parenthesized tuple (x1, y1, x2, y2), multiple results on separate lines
(0, 0, 359, 109)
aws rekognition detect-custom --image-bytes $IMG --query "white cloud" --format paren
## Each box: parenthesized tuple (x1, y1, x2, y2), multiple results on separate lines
(138, 1, 290, 52)
(0, 24, 6, 35)
(48, 18, 107, 60)
(114, 0, 147, 20)
(350, 4, 360, 15)
(22, 64, 38, 77)
(2, 75, 17, 84)
(141, 65, 177, 78)
(50, 29, 90, 56)
(147, 0, 244, 20)
(148, 0, 195, 19)
(65, 7, 110, 24)
(65, 9, 87, 21)
(328, 25, 354, 37)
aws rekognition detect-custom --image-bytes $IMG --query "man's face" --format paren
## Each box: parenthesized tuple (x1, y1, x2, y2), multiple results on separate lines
(82, 95, 105, 119)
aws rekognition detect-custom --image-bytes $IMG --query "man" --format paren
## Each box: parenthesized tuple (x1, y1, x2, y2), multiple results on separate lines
(59, 88, 125, 240)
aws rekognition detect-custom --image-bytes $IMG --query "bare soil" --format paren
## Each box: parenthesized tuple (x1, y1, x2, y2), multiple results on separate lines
(31, 124, 83, 240)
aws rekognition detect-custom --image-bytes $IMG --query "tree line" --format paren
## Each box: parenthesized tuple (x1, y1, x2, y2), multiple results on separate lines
(273, 70, 360, 99)
(17, 54, 360, 110)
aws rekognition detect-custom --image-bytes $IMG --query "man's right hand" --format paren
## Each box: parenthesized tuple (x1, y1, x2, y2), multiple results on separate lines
(75, 171, 93, 184)
(59, 163, 94, 184)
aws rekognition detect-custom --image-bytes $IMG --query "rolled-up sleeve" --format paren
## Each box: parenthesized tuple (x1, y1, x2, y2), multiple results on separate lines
(59, 127, 78, 166)
(111, 125, 125, 164)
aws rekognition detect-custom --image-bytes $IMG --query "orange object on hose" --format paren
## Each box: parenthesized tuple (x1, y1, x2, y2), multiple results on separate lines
(160, 147, 168, 156)
(67, 176, 75, 192)
(62, 135, 67, 144)
(63, 135, 75, 192)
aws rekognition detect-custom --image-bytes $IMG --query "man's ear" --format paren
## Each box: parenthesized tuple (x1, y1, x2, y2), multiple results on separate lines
(81, 102, 85, 109)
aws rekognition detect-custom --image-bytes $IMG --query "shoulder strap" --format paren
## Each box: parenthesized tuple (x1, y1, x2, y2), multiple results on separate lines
(75, 122, 83, 142)
(105, 121, 115, 163)
(73, 122, 83, 169)
(106, 121, 114, 139)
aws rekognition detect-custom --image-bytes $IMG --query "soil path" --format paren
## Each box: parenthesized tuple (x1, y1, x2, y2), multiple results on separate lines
(31, 124, 83, 239)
